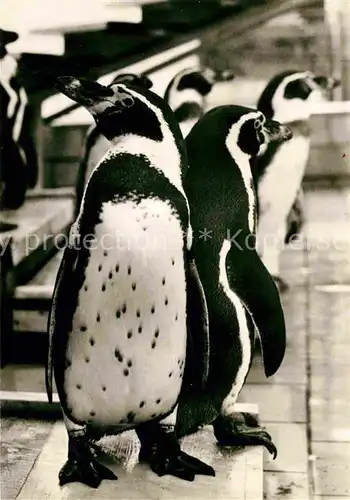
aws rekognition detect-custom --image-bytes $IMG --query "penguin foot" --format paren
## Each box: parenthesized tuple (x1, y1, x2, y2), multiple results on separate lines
(272, 276, 289, 294)
(213, 414, 278, 459)
(59, 437, 117, 488)
(137, 423, 215, 481)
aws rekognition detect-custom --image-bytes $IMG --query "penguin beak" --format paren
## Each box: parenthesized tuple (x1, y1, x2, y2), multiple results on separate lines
(263, 119, 293, 143)
(55, 76, 114, 106)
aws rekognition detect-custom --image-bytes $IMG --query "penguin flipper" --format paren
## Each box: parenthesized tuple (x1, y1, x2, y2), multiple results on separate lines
(46, 244, 78, 403)
(224, 237, 286, 377)
(183, 252, 210, 391)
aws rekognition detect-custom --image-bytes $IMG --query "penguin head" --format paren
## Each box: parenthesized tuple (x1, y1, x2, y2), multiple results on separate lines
(55, 75, 172, 142)
(224, 106, 293, 158)
(0, 28, 19, 59)
(257, 70, 338, 124)
(109, 72, 153, 90)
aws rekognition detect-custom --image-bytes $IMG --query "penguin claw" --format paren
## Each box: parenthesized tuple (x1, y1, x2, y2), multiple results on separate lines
(213, 414, 278, 459)
(149, 449, 215, 481)
(59, 455, 117, 488)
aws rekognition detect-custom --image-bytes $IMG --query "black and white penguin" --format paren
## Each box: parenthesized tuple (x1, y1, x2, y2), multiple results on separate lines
(163, 66, 234, 138)
(253, 70, 340, 291)
(0, 28, 38, 229)
(74, 73, 153, 218)
(175, 105, 291, 456)
(46, 75, 215, 488)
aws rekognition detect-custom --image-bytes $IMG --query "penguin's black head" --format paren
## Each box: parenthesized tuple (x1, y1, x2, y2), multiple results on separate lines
(55, 75, 174, 142)
(109, 72, 153, 90)
(223, 106, 293, 157)
(257, 70, 340, 123)
(0, 28, 19, 59)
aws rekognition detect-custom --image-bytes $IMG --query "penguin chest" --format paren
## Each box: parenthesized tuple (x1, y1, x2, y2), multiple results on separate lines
(64, 198, 187, 427)
(258, 136, 310, 216)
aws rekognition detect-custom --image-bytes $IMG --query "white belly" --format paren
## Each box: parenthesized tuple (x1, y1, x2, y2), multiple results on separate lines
(85, 134, 111, 186)
(258, 136, 310, 219)
(64, 198, 187, 427)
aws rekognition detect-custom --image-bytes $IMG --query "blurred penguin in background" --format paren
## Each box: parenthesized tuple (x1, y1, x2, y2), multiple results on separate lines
(0, 28, 38, 219)
(163, 66, 234, 138)
(253, 70, 340, 292)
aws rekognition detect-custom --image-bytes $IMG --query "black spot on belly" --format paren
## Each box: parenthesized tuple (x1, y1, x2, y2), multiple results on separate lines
(162, 277, 166, 285)
(84, 285, 88, 291)
(169, 372, 173, 378)
(136, 309, 141, 318)
(80, 326, 87, 332)
(127, 412, 135, 422)
(115, 264, 119, 272)
(108, 272, 113, 279)
(175, 313, 178, 321)
(165, 297, 168, 306)
(156, 398, 161, 404)
(116, 310, 121, 319)
(151, 413, 157, 418)
(127, 330, 133, 339)
(90, 338, 95, 346)
(122, 303, 127, 314)
(115, 349, 123, 362)
(85, 357, 90, 363)
(138, 325, 142, 334)
(98, 264, 102, 272)
(90, 411, 96, 417)
(127, 266, 131, 275)
(124, 369, 129, 376)
(127, 360, 132, 367)
(102, 386, 106, 391)
(151, 306, 155, 314)
(151, 341, 156, 349)
(97, 314, 100, 322)
(103, 251, 108, 257)
(66, 360, 71, 368)
(102, 284, 106, 292)
(171, 258, 175, 266)
(139, 401, 145, 408)
(132, 282, 136, 291)
(143, 212, 148, 219)
(76, 384, 82, 389)
(142, 227, 147, 231)
(154, 328, 159, 338)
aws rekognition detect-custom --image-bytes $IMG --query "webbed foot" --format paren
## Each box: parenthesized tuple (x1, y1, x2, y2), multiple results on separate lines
(59, 436, 117, 488)
(137, 422, 215, 481)
(213, 413, 277, 459)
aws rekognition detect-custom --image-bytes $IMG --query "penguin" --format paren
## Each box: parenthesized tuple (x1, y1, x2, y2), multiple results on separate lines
(253, 70, 340, 292)
(0, 28, 38, 230)
(163, 66, 234, 138)
(175, 105, 291, 456)
(46, 74, 215, 488)
(74, 73, 153, 218)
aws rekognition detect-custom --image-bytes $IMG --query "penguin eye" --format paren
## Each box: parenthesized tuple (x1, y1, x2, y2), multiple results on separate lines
(254, 119, 262, 130)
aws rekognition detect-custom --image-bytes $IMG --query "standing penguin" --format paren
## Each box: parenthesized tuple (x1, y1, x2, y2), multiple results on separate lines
(46, 75, 215, 488)
(175, 105, 291, 455)
(0, 28, 38, 229)
(254, 70, 340, 291)
(74, 73, 153, 218)
(163, 66, 234, 138)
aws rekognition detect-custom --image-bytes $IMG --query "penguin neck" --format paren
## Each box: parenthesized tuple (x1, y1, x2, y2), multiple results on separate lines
(105, 131, 186, 198)
(225, 128, 256, 234)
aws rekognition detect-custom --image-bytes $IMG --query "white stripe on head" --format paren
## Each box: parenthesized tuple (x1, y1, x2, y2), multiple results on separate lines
(218, 239, 252, 414)
(225, 111, 260, 234)
(167, 66, 205, 114)
(272, 71, 325, 123)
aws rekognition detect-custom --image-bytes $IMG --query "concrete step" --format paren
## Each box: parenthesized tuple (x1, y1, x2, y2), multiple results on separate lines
(7, 402, 263, 500)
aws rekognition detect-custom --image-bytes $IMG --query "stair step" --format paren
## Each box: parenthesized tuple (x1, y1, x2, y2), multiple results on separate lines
(12, 403, 263, 500)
